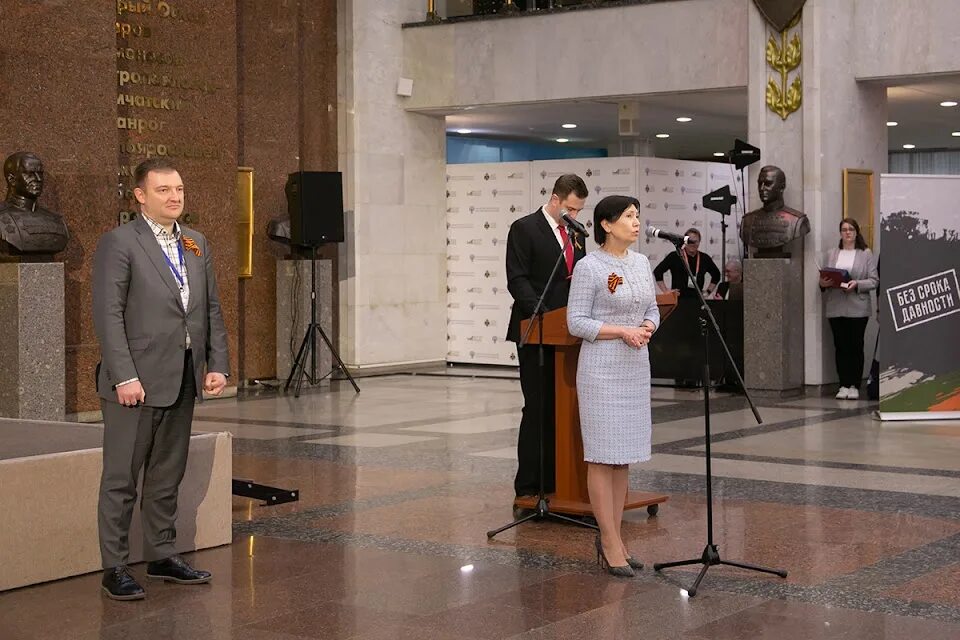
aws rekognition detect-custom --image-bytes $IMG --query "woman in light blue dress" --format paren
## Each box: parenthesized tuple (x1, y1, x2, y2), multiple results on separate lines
(567, 195, 659, 577)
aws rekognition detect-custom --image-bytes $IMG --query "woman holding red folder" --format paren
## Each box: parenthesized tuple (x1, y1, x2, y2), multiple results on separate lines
(819, 218, 879, 400)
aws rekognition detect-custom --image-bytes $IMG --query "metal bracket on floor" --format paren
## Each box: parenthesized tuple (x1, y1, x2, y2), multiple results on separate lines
(232, 478, 300, 506)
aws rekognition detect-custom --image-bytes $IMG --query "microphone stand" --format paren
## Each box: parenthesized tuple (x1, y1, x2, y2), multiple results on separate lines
(487, 222, 597, 538)
(652, 239, 786, 596)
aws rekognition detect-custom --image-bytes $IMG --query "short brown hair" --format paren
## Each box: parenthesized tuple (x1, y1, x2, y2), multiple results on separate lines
(134, 158, 178, 189)
(551, 174, 588, 201)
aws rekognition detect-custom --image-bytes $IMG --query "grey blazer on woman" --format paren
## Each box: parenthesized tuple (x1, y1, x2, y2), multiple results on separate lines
(822, 247, 879, 318)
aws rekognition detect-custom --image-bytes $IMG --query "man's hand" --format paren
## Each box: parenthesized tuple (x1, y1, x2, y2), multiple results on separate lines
(116, 380, 146, 407)
(204, 372, 227, 396)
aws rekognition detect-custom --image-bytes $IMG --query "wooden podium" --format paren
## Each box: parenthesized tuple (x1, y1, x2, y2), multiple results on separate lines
(514, 292, 678, 517)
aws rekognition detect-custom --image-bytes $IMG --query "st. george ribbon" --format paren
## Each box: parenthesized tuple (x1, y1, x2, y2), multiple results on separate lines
(562, 211, 590, 237)
(646, 225, 691, 245)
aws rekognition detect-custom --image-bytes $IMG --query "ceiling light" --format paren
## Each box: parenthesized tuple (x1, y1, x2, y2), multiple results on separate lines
(460, 564, 474, 573)
(886, 121, 898, 127)
(902, 144, 916, 149)
(713, 152, 726, 157)
(655, 133, 670, 139)
(952, 132, 960, 137)
(555, 138, 569, 143)
(676, 117, 692, 123)
(940, 101, 958, 107)
(455, 129, 472, 134)
(561, 123, 577, 129)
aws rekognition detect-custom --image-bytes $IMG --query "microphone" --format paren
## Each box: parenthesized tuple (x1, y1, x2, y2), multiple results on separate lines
(561, 212, 590, 237)
(646, 225, 691, 245)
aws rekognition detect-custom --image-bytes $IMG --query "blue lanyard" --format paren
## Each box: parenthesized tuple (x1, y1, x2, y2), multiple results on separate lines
(162, 240, 187, 288)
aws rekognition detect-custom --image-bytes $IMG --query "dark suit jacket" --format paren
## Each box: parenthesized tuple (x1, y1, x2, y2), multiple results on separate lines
(92, 215, 230, 407)
(505, 208, 587, 342)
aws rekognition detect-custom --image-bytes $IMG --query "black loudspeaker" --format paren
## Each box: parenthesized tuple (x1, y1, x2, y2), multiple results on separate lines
(286, 171, 344, 246)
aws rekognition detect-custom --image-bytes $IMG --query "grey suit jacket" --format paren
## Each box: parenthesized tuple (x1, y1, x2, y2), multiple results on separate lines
(822, 247, 879, 318)
(92, 216, 230, 407)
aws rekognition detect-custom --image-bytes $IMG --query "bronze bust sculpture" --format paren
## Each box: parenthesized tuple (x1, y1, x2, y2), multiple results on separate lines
(0, 152, 70, 257)
(740, 165, 809, 258)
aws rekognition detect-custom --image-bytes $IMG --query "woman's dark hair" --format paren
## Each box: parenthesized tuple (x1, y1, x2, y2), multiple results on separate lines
(838, 217, 868, 250)
(594, 195, 640, 245)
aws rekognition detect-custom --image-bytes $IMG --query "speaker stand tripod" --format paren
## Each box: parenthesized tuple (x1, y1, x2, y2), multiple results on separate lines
(285, 247, 359, 397)
(652, 239, 786, 596)
(486, 223, 597, 539)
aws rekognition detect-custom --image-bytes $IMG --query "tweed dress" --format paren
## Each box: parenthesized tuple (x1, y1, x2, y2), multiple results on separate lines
(566, 250, 660, 464)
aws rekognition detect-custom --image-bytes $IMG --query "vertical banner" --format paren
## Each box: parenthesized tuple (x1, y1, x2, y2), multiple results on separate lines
(879, 174, 960, 420)
(446, 162, 531, 365)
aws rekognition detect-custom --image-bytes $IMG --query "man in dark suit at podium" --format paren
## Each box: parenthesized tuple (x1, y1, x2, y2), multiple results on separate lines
(506, 174, 589, 501)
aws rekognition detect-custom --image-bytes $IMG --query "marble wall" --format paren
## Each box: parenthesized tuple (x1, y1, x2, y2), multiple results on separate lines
(402, 0, 749, 110)
(338, 0, 448, 369)
(854, 0, 960, 80)
(1, 1, 339, 413)
(0, 3, 118, 414)
(236, 0, 339, 381)
(747, 0, 887, 386)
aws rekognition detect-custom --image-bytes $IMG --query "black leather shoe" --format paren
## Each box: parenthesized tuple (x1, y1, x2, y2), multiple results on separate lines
(146, 555, 212, 584)
(102, 566, 146, 600)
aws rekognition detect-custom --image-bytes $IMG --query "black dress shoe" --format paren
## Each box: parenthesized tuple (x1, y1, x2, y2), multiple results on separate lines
(102, 566, 146, 600)
(146, 555, 212, 584)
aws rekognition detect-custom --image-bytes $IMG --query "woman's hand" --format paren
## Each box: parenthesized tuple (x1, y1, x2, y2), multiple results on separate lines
(819, 277, 833, 289)
(841, 280, 858, 293)
(621, 325, 654, 349)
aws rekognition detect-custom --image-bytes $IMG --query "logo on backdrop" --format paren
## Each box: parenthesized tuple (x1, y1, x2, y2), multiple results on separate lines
(887, 269, 960, 332)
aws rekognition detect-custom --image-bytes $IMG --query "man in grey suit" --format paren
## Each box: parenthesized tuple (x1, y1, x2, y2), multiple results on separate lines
(93, 158, 229, 600)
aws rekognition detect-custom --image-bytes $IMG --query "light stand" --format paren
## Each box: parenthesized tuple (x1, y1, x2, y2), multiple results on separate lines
(285, 245, 359, 398)
(730, 139, 762, 262)
(487, 223, 597, 539)
(651, 238, 786, 596)
(702, 184, 737, 279)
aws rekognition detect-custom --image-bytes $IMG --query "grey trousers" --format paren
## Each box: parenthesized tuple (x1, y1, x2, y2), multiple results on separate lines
(97, 353, 196, 569)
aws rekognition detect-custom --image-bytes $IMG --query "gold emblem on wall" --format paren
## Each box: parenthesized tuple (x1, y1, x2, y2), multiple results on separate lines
(765, 11, 803, 120)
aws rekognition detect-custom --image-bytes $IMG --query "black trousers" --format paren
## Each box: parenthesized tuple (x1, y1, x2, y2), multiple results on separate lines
(828, 317, 869, 388)
(515, 343, 556, 496)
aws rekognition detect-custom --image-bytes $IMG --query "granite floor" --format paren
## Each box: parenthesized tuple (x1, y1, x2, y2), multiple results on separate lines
(2, 370, 960, 639)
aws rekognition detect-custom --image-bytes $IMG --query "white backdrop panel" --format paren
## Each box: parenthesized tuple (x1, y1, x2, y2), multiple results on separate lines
(445, 162, 531, 365)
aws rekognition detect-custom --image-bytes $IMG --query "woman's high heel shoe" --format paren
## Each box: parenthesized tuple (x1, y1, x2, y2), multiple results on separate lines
(594, 534, 634, 577)
(625, 555, 643, 570)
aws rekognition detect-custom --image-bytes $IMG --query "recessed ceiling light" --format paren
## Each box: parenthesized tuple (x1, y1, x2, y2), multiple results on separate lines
(561, 123, 578, 129)
(555, 138, 569, 143)
(655, 133, 670, 139)
(886, 121, 898, 127)
(941, 101, 959, 107)
(456, 129, 472, 134)
(713, 152, 726, 157)
(902, 144, 916, 149)
(676, 117, 693, 123)
(953, 132, 960, 137)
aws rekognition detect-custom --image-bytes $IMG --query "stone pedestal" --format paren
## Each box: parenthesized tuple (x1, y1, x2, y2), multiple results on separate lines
(743, 258, 803, 393)
(276, 258, 332, 385)
(0, 263, 65, 420)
